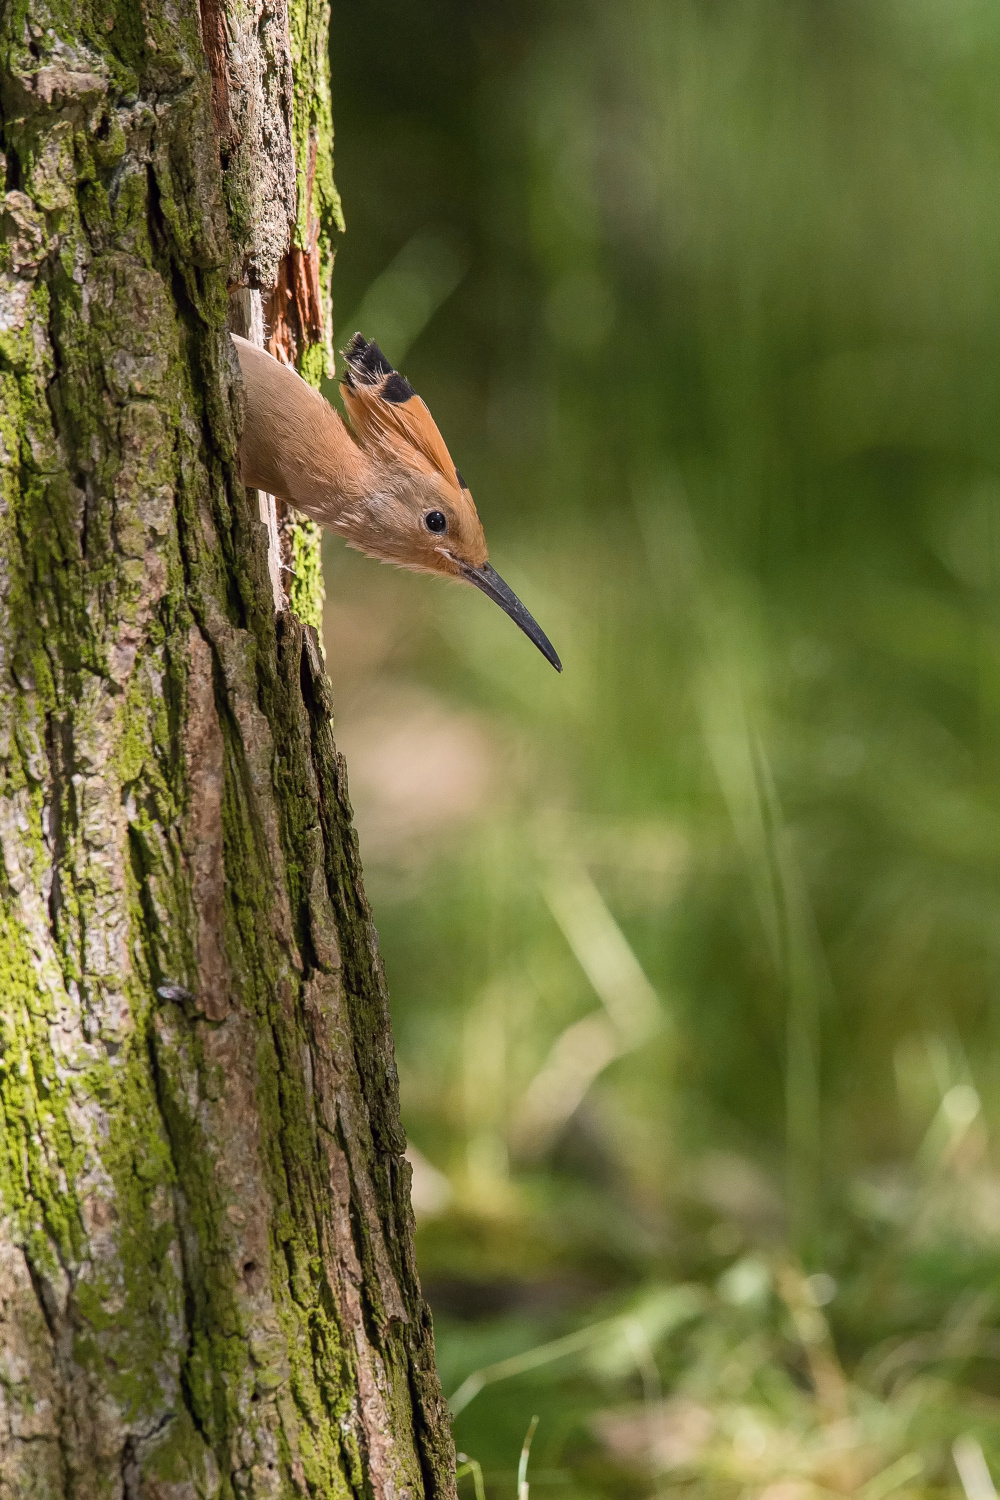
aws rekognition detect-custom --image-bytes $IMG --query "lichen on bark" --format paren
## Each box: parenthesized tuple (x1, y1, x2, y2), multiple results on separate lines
(0, 0, 455, 1493)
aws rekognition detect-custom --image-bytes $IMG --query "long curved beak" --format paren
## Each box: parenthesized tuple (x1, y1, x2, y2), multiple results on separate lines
(458, 560, 563, 672)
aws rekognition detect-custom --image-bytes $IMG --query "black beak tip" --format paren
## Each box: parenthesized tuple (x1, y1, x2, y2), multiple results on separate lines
(461, 560, 563, 673)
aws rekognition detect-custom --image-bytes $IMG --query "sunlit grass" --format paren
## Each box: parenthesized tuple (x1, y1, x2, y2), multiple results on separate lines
(447, 1256, 1000, 1500)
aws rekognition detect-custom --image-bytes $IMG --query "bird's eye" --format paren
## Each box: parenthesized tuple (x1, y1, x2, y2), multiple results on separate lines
(424, 511, 448, 533)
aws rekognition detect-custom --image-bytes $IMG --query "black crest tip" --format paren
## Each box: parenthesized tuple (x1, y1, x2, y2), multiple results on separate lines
(342, 334, 395, 386)
(382, 371, 416, 404)
(344, 332, 369, 360)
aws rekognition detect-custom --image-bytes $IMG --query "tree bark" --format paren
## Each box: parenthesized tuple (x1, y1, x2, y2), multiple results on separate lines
(0, 0, 456, 1493)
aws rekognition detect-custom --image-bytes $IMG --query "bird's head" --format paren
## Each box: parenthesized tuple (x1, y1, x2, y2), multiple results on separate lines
(336, 335, 562, 671)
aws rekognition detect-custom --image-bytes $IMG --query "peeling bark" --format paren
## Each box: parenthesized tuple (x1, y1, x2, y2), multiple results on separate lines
(264, 132, 326, 368)
(0, 0, 456, 1494)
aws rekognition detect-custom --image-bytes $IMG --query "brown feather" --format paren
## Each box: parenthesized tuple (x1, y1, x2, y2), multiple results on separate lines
(341, 381, 460, 488)
(339, 335, 461, 489)
(233, 334, 376, 522)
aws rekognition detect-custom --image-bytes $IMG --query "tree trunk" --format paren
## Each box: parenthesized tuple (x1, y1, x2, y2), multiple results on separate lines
(0, 0, 456, 1493)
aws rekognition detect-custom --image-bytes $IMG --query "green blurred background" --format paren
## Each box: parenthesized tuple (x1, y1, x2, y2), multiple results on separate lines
(324, 2, 1000, 1494)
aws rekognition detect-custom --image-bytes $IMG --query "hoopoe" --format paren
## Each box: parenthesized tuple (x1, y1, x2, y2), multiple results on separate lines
(233, 333, 562, 671)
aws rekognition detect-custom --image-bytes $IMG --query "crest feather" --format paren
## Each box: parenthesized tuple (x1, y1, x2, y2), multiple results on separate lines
(340, 335, 459, 487)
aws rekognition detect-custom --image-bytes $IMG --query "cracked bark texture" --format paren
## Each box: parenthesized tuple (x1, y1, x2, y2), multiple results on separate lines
(0, 0, 456, 1493)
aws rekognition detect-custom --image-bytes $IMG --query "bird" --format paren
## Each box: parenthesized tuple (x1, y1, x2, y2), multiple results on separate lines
(232, 332, 562, 671)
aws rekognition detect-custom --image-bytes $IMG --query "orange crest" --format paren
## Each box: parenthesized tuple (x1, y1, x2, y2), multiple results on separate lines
(340, 334, 465, 492)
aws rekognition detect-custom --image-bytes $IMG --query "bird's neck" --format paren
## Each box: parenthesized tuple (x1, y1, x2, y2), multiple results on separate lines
(233, 335, 379, 525)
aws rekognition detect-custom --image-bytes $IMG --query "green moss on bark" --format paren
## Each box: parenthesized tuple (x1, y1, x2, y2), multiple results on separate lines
(288, 0, 344, 264)
(0, 0, 455, 1491)
(288, 518, 325, 633)
(282, 0, 343, 635)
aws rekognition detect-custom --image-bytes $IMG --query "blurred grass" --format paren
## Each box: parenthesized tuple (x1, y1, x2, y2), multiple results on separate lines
(326, 0, 1000, 1493)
